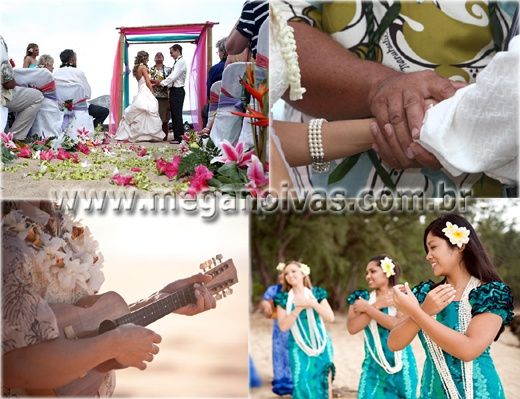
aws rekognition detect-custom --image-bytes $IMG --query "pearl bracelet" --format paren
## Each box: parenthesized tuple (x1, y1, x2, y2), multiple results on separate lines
(308, 118, 330, 173)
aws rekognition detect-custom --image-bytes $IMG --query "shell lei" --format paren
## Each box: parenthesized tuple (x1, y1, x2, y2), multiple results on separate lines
(286, 287, 327, 357)
(423, 276, 480, 399)
(269, 2, 306, 101)
(364, 290, 403, 374)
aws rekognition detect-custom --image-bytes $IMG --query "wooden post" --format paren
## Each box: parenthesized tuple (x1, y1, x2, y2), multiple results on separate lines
(207, 24, 213, 73)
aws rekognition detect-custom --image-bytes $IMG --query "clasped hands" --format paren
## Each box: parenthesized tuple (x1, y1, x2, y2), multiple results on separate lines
(392, 282, 457, 319)
(369, 70, 465, 170)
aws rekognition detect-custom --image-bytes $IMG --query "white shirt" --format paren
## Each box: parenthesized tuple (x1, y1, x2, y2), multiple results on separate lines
(419, 36, 519, 185)
(160, 56, 186, 88)
(54, 66, 92, 99)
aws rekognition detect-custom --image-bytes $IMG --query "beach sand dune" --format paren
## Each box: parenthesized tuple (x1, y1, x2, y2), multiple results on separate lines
(250, 312, 520, 398)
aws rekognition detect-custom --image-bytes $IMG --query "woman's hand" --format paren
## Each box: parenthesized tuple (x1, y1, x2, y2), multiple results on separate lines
(352, 298, 370, 313)
(259, 300, 273, 318)
(421, 284, 456, 316)
(294, 296, 318, 309)
(392, 283, 421, 317)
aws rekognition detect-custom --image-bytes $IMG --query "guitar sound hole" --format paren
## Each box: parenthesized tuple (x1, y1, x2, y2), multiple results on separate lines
(98, 319, 118, 334)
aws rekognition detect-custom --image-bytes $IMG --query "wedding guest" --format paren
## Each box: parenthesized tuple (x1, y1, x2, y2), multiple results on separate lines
(388, 214, 514, 399)
(2, 201, 216, 395)
(159, 44, 186, 144)
(1, 35, 43, 139)
(274, 261, 335, 399)
(226, 0, 268, 58)
(207, 38, 227, 99)
(259, 265, 293, 396)
(23, 43, 39, 68)
(37, 54, 54, 72)
(54, 49, 109, 129)
(346, 255, 418, 399)
(149, 52, 171, 139)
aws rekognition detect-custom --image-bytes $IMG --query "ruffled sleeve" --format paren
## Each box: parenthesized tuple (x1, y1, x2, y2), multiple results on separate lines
(469, 281, 514, 325)
(312, 286, 328, 302)
(412, 280, 435, 304)
(346, 289, 369, 305)
(263, 284, 281, 301)
(274, 291, 288, 308)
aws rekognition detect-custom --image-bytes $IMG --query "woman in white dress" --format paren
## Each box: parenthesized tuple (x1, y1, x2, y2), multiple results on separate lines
(115, 51, 165, 142)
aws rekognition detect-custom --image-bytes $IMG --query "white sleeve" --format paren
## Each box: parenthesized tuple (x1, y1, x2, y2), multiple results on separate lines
(418, 36, 519, 185)
(79, 70, 92, 99)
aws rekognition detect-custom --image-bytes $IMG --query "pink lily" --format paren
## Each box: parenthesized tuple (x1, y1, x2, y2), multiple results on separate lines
(1, 132, 16, 149)
(40, 149, 55, 161)
(112, 174, 135, 186)
(77, 127, 90, 140)
(245, 155, 268, 197)
(212, 139, 253, 167)
(17, 146, 32, 158)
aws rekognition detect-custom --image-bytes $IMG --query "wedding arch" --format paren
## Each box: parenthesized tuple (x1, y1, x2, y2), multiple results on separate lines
(109, 22, 218, 133)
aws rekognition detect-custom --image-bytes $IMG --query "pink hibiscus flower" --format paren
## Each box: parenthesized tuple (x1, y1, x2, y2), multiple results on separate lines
(40, 149, 55, 161)
(186, 165, 214, 197)
(56, 148, 72, 160)
(156, 155, 181, 180)
(77, 143, 90, 155)
(17, 146, 32, 158)
(112, 174, 135, 186)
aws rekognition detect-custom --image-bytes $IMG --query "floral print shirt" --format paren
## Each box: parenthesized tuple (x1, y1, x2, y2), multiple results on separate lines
(2, 202, 113, 396)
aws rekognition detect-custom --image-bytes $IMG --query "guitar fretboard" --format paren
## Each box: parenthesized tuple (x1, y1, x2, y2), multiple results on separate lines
(115, 286, 196, 327)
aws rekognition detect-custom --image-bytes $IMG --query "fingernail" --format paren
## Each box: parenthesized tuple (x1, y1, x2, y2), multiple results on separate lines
(384, 124, 393, 137)
(370, 123, 379, 137)
(406, 147, 415, 159)
(412, 128, 420, 140)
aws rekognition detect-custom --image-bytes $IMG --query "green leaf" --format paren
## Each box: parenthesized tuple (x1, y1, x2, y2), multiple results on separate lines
(1, 146, 17, 164)
(328, 153, 361, 185)
(366, 149, 396, 190)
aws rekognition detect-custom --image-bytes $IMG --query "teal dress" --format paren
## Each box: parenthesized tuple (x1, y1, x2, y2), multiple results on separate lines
(347, 290, 418, 399)
(274, 287, 335, 399)
(412, 280, 514, 399)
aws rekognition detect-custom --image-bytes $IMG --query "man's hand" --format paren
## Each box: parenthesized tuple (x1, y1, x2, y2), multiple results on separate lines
(110, 324, 161, 370)
(2, 79, 16, 90)
(369, 70, 457, 169)
(161, 273, 216, 316)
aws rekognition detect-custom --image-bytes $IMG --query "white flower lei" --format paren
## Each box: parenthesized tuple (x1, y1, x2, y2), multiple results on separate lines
(270, 2, 306, 101)
(423, 276, 480, 399)
(3, 208, 105, 304)
(286, 287, 327, 357)
(364, 290, 403, 374)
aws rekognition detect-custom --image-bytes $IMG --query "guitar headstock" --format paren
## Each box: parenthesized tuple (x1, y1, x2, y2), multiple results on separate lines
(200, 255, 238, 300)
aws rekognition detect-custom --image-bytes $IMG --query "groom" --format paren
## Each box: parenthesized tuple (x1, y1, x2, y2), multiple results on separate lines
(158, 44, 186, 144)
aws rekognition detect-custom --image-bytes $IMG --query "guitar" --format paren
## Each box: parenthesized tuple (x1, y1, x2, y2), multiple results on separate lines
(26, 255, 238, 396)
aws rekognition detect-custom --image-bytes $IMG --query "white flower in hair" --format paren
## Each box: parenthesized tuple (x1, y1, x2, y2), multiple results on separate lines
(442, 221, 470, 248)
(276, 262, 286, 272)
(299, 263, 311, 276)
(380, 257, 396, 278)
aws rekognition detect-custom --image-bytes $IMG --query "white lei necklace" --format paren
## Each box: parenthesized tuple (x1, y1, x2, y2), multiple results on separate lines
(364, 290, 403, 374)
(423, 276, 480, 399)
(286, 287, 327, 357)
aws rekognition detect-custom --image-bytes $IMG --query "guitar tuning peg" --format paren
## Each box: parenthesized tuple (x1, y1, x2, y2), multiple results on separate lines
(205, 260, 213, 269)
(200, 263, 207, 272)
(212, 257, 217, 266)
(215, 293, 223, 300)
(222, 290, 227, 298)
(225, 288, 233, 295)
(216, 254, 223, 263)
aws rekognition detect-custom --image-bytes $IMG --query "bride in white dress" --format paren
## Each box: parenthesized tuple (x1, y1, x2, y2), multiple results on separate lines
(115, 51, 165, 142)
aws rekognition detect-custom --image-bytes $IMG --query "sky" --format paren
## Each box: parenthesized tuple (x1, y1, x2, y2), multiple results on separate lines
(1, 0, 245, 107)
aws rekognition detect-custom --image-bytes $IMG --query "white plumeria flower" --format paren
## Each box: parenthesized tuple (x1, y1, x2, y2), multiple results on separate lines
(276, 262, 286, 272)
(299, 263, 311, 276)
(442, 222, 470, 248)
(380, 257, 396, 278)
(33, 150, 41, 160)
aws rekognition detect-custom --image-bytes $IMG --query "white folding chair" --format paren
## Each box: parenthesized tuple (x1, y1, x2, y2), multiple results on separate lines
(55, 80, 94, 141)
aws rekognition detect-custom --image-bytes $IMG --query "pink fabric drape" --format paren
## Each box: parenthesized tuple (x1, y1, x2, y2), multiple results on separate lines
(109, 34, 124, 134)
(110, 24, 214, 132)
(189, 27, 207, 131)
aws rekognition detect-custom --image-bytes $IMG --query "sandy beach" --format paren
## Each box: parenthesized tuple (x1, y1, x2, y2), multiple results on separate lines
(1, 141, 179, 199)
(249, 311, 520, 399)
